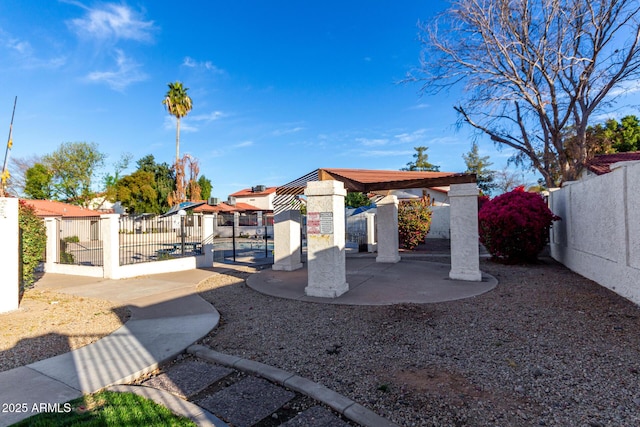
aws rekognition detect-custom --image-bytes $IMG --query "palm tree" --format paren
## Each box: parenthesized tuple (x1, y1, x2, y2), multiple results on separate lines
(162, 81, 193, 166)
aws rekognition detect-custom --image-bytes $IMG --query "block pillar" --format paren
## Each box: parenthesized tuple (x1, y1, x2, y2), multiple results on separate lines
(365, 212, 376, 253)
(272, 210, 303, 271)
(44, 217, 59, 272)
(376, 195, 401, 263)
(101, 214, 120, 279)
(0, 198, 19, 313)
(304, 180, 348, 298)
(203, 214, 215, 267)
(448, 183, 482, 281)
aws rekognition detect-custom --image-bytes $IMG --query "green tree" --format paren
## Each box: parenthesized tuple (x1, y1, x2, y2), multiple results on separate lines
(136, 155, 174, 212)
(345, 192, 371, 208)
(462, 142, 496, 195)
(410, 0, 640, 186)
(42, 142, 106, 206)
(115, 171, 159, 214)
(401, 146, 440, 171)
(103, 153, 132, 202)
(198, 175, 213, 200)
(163, 81, 193, 205)
(24, 163, 53, 199)
(162, 81, 193, 165)
(586, 115, 640, 153)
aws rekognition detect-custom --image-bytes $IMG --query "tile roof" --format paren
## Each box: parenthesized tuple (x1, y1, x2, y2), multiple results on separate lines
(585, 151, 640, 175)
(22, 199, 102, 218)
(229, 187, 277, 197)
(192, 201, 265, 213)
(276, 168, 475, 196)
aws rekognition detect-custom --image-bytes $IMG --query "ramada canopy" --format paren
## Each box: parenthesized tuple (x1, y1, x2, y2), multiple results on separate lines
(276, 168, 476, 196)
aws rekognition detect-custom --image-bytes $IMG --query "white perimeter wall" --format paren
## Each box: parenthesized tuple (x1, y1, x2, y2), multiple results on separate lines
(428, 206, 450, 239)
(549, 161, 640, 306)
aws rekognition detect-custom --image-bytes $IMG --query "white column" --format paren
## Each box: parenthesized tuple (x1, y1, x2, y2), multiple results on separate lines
(202, 214, 215, 267)
(101, 214, 120, 279)
(376, 195, 401, 263)
(365, 212, 376, 253)
(44, 217, 58, 272)
(448, 183, 482, 281)
(272, 209, 303, 271)
(304, 180, 348, 298)
(0, 198, 19, 313)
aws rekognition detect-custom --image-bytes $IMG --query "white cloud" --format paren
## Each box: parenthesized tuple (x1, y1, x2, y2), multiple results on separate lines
(163, 116, 198, 133)
(86, 49, 147, 90)
(608, 79, 640, 97)
(234, 141, 254, 148)
(182, 56, 225, 74)
(359, 149, 416, 157)
(68, 3, 156, 42)
(356, 137, 389, 147)
(190, 111, 225, 122)
(394, 129, 429, 144)
(0, 30, 66, 69)
(272, 126, 305, 136)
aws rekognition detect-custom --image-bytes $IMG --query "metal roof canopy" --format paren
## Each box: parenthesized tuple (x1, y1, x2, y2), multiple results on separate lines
(276, 168, 476, 196)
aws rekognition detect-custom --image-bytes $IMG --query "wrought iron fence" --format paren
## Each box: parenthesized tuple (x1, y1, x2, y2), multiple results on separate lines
(57, 217, 103, 266)
(346, 213, 374, 252)
(119, 214, 203, 265)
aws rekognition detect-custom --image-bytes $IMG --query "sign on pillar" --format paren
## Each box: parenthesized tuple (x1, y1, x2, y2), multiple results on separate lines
(0, 198, 19, 313)
(304, 180, 349, 298)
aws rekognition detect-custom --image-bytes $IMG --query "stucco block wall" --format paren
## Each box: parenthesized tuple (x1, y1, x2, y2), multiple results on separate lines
(427, 206, 450, 239)
(549, 161, 640, 305)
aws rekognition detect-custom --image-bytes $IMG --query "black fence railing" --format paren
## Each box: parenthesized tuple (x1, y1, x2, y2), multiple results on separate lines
(57, 217, 103, 266)
(119, 214, 203, 265)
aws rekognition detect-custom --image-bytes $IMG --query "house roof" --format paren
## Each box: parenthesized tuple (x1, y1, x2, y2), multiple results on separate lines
(22, 199, 102, 218)
(229, 187, 277, 197)
(276, 168, 475, 196)
(585, 151, 640, 175)
(192, 200, 265, 214)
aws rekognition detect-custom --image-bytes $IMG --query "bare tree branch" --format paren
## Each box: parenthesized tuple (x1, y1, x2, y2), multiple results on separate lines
(408, 0, 640, 186)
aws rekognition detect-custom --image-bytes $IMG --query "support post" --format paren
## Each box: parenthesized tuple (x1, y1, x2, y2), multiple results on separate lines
(304, 180, 348, 298)
(448, 183, 482, 281)
(101, 214, 120, 279)
(0, 198, 19, 313)
(272, 209, 303, 271)
(365, 212, 376, 252)
(376, 195, 401, 263)
(44, 217, 58, 272)
(203, 214, 215, 267)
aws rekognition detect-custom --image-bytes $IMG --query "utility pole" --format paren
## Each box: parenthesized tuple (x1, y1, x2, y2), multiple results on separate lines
(1, 96, 17, 197)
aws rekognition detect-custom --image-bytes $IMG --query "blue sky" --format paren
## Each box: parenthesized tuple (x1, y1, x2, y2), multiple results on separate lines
(0, 1, 576, 199)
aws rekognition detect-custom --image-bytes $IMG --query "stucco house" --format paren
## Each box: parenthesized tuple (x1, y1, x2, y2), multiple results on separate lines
(227, 185, 277, 210)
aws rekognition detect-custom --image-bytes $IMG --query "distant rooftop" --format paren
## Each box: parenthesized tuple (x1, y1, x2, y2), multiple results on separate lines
(22, 199, 102, 218)
(585, 151, 640, 175)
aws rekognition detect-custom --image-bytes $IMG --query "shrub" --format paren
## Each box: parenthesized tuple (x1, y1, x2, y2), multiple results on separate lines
(18, 200, 46, 288)
(478, 187, 560, 263)
(398, 198, 432, 250)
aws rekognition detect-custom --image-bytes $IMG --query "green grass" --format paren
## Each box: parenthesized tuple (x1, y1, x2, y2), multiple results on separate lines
(12, 390, 197, 427)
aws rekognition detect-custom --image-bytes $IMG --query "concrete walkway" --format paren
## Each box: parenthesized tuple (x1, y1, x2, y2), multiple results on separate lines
(248, 255, 498, 305)
(0, 269, 219, 427)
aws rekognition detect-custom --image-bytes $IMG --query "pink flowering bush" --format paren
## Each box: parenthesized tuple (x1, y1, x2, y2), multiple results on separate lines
(478, 187, 560, 263)
(398, 198, 432, 250)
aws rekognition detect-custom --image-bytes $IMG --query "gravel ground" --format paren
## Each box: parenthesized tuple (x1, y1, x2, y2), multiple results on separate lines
(196, 257, 640, 427)
(0, 288, 129, 372)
